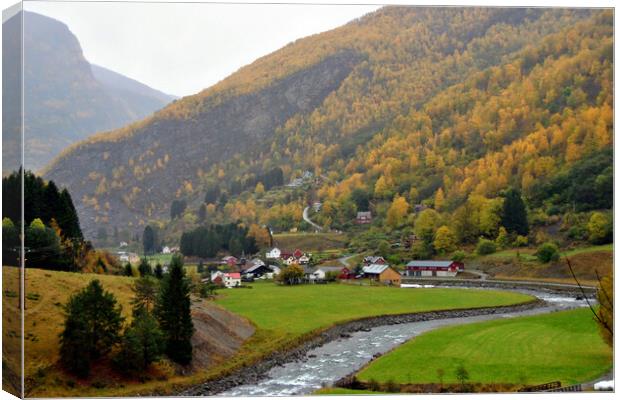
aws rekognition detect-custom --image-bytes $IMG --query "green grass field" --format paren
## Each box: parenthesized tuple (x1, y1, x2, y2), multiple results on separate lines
(215, 282, 533, 334)
(357, 308, 612, 386)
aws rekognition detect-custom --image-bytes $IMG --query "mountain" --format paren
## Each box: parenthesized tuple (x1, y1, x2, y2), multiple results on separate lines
(43, 7, 612, 240)
(2, 11, 175, 172)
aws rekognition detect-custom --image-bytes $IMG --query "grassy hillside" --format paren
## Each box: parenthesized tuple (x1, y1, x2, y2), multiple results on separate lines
(473, 245, 612, 286)
(273, 232, 348, 251)
(357, 307, 612, 387)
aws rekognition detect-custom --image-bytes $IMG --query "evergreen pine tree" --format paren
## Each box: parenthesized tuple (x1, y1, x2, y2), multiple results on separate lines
(154, 263, 164, 279)
(59, 280, 124, 377)
(124, 262, 133, 277)
(138, 258, 153, 277)
(58, 188, 83, 240)
(155, 255, 194, 365)
(143, 225, 155, 255)
(501, 188, 529, 235)
(115, 310, 164, 372)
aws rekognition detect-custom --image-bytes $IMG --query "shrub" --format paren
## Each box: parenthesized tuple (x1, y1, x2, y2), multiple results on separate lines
(512, 235, 528, 247)
(587, 212, 612, 244)
(536, 242, 560, 263)
(475, 238, 497, 255)
(451, 250, 466, 262)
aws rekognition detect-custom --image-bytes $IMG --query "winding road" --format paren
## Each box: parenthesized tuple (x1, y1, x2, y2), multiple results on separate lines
(302, 206, 323, 232)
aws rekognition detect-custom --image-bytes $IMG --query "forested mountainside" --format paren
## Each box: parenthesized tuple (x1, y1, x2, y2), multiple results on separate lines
(43, 7, 612, 241)
(2, 11, 175, 172)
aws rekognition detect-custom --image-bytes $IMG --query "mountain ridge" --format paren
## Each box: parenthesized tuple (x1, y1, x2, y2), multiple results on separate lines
(42, 7, 612, 240)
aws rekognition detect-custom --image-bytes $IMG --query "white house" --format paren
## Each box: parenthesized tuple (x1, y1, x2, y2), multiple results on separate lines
(162, 246, 171, 254)
(266, 247, 281, 259)
(223, 272, 241, 288)
(312, 266, 343, 280)
(211, 271, 225, 281)
(298, 254, 310, 265)
(119, 241, 128, 248)
(283, 256, 297, 266)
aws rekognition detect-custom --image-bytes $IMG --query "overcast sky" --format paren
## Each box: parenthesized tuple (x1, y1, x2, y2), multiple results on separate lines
(24, 1, 381, 97)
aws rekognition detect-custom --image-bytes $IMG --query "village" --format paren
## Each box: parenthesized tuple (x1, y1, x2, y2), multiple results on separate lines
(125, 243, 465, 289)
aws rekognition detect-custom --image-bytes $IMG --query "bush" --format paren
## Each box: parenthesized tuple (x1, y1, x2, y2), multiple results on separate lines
(451, 250, 466, 262)
(566, 224, 587, 241)
(475, 238, 497, 255)
(536, 242, 560, 263)
(512, 235, 528, 247)
(115, 311, 164, 373)
(587, 212, 612, 244)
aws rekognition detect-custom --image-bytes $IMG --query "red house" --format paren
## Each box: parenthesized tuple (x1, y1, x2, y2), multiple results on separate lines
(338, 267, 355, 280)
(222, 256, 238, 267)
(405, 260, 464, 277)
(293, 249, 304, 259)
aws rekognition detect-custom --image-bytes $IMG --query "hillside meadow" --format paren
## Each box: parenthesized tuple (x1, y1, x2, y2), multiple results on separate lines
(357, 307, 612, 387)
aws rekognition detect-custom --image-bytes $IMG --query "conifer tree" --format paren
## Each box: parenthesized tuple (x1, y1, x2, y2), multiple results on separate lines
(138, 258, 153, 277)
(59, 280, 124, 377)
(155, 255, 194, 365)
(501, 188, 529, 235)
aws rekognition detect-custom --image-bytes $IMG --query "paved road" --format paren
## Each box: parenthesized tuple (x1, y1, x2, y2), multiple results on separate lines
(338, 254, 357, 268)
(302, 206, 323, 232)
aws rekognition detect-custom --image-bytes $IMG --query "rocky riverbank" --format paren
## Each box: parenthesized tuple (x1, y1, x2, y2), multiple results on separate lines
(180, 299, 545, 396)
(401, 278, 597, 297)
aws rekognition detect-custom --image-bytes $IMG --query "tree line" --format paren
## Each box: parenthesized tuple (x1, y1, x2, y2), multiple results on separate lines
(180, 223, 258, 258)
(2, 170, 93, 270)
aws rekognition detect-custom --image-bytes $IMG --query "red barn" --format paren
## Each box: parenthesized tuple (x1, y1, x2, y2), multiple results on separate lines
(338, 267, 355, 280)
(405, 260, 463, 277)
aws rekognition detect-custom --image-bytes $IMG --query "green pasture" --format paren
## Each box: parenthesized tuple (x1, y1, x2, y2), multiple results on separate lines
(357, 307, 612, 386)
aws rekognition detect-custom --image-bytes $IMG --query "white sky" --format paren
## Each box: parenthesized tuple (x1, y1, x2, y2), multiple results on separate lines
(23, 1, 381, 97)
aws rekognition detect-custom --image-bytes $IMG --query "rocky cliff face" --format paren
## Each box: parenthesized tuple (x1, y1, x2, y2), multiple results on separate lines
(3, 11, 175, 172)
(45, 51, 361, 237)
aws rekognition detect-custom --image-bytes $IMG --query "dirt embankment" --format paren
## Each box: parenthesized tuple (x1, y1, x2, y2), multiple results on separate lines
(181, 299, 544, 396)
(190, 299, 255, 370)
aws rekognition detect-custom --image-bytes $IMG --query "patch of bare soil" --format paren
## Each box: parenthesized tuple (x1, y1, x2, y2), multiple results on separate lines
(190, 298, 255, 370)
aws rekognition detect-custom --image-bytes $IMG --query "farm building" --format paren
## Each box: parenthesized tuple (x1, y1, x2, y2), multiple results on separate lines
(266, 247, 281, 259)
(356, 211, 372, 224)
(404, 260, 464, 277)
(242, 262, 273, 278)
(362, 264, 401, 285)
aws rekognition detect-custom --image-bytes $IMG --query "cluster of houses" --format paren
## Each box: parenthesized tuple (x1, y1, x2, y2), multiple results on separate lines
(265, 247, 311, 265)
(203, 253, 465, 289)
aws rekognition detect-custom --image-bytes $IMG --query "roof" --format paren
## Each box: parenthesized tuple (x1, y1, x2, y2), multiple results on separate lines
(245, 263, 270, 273)
(223, 256, 238, 261)
(225, 272, 241, 279)
(406, 260, 454, 268)
(316, 266, 344, 273)
(364, 256, 385, 263)
(357, 211, 372, 217)
(363, 264, 390, 274)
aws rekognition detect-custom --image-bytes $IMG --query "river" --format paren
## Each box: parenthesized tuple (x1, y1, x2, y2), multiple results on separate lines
(219, 288, 590, 396)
